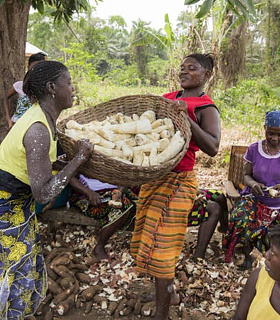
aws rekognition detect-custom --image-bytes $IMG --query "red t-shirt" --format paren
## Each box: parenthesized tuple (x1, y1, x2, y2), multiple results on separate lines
(163, 91, 217, 171)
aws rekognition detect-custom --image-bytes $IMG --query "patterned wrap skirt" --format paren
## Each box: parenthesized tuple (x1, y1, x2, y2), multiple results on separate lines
(0, 190, 47, 319)
(187, 189, 223, 226)
(222, 196, 280, 262)
(130, 171, 197, 279)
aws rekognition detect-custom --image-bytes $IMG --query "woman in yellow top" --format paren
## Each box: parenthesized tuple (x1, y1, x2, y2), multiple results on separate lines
(0, 60, 93, 319)
(233, 224, 280, 319)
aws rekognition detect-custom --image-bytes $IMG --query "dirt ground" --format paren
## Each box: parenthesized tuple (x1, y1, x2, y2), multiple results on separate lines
(34, 126, 263, 320)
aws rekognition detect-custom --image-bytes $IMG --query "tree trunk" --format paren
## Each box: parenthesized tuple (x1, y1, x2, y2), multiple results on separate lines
(0, 0, 31, 141)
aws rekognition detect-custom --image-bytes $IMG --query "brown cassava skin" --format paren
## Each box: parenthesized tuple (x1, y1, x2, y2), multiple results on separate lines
(44, 248, 73, 265)
(51, 256, 71, 268)
(141, 301, 156, 316)
(120, 307, 133, 316)
(70, 263, 88, 272)
(53, 287, 73, 305)
(47, 278, 63, 295)
(114, 298, 128, 317)
(35, 293, 53, 316)
(65, 251, 81, 264)
(84, 300, 94, 314)
(44, 309, 54, 320)
(93, 295, 107, 304)
(57, 294, 75, 315)
(80, 286, 98, 302)
(76, 272, 91, 284)
(108, 301, 118, 315)
(52, 265, 74, 278)
(59, 277, 75, 290)
(134, 300, 142, 315)
(46, 264, 58, 281)
(75, 298, 83, 309)
(126, 298, 137, 308)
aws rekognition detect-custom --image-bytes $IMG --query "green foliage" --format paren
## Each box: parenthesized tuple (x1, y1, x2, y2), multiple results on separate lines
(272, 87, 280, 99)
(31, 0, 96, 23)
(65, 81, 165, 114)
(25, 0, 280, 142)
(185, 0, 257, 22)
(213, 78, 280, 132)
(196, 0, 214, 19)
(106, 61, 141, 86)
(59, 42, 100, 83)
(147, 57, 169, 87)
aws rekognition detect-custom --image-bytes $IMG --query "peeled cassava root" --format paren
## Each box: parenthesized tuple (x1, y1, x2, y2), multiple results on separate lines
(65, 110, 186, 166)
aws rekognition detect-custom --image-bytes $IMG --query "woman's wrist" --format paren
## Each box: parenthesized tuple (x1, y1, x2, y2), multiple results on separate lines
(75, 153, 88, 164)
(250, 182, 258, 189)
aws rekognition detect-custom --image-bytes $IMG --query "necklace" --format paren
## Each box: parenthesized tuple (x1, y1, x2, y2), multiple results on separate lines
(264, 140, 280, 156)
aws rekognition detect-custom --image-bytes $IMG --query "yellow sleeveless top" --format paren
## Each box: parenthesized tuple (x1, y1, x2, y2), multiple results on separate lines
(247, 266, 280, 319)
(0, 104, 57, 185)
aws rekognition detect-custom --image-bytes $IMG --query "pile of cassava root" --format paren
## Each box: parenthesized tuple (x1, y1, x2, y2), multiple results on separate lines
(36, 238, 161, 319)
(35, 247, 102, 319)
(65, 110, 186, 166)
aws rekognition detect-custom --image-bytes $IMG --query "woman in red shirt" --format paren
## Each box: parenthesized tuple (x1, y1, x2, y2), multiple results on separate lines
(130, 53, 221, 319)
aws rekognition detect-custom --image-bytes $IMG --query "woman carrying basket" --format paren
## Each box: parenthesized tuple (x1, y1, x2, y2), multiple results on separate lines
(130, 53, 221, 319)
(0, 60, 93, 319)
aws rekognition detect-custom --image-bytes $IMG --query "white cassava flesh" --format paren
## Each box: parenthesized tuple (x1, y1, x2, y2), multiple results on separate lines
(66, 120, 84, 130)
(109, 119, 152, 134)
(156, 131, 185, 164)
(65, 110, 186, 166)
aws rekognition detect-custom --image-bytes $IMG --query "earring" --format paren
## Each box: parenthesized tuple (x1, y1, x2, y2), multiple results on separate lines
(52, 94, 55, 99)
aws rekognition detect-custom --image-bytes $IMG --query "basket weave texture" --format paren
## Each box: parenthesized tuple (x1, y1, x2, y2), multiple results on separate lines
(57, 94, 191, 187)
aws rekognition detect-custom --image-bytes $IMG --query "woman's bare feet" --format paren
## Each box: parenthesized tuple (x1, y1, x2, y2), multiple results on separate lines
(140, 287, 180, 305)
(93, 243, 108, 260)
(84, 244, 108, 265)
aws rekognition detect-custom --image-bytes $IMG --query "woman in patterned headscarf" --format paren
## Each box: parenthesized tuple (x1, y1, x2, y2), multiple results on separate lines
(223, 110, 280, 269)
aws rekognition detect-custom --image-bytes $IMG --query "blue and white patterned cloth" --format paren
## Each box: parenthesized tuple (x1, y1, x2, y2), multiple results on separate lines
(265, 110, 280, 127)
(0, 190, 47, 319)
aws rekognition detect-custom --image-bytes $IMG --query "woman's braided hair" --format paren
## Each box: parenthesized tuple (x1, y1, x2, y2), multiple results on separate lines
(268, 224, 280, 250)
(186, 53, 214, 72)
(23, 60, 68, 102)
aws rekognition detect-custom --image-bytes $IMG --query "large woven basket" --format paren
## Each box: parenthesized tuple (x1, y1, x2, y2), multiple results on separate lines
(57, 94, 191, 187)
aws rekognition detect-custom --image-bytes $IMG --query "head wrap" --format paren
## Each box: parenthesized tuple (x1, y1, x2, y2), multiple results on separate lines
(265, 110, 280, 127)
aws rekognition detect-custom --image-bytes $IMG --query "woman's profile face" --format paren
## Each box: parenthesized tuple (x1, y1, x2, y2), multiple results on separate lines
(179, 57, 209, 90)
(53, 70, 75, 110)
(265, 241, 280, 282)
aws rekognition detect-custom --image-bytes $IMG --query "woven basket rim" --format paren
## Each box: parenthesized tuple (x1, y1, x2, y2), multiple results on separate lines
(57, 94, 191, 186)
(57, 94, 180, 123)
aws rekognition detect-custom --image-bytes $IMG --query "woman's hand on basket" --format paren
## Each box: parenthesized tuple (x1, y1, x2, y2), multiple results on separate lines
(173, 100, 188, 115)
(76, 139, 94, 164)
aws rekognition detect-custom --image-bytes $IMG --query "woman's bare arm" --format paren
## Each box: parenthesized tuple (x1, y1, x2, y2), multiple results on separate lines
(244, 161, 265, 196)
(24, 122, 92, 204)
(191, 106, 221, 156)
(174, 101, 220, 157)
(233, 268, 260, 320)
